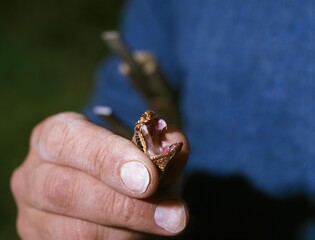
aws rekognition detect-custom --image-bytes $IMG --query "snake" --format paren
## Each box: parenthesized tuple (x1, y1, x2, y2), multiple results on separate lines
(132, 110, 183, 177)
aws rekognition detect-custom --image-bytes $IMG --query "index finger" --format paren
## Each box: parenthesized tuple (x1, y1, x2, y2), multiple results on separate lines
(30, 112, 160, 198)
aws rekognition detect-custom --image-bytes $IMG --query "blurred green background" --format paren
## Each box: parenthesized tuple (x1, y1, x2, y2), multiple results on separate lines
(0, 1, 124, 239)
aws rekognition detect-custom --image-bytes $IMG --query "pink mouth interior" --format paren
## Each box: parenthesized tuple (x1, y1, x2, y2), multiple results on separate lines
(140, 118, 170, 157)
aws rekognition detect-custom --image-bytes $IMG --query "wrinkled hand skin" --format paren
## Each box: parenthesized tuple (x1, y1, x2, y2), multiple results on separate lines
(10, 112, 189, 240)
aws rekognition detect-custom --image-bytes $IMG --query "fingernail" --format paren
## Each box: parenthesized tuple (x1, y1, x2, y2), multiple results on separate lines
(120, 161, 150, 194)
(154, 201, 187, 233)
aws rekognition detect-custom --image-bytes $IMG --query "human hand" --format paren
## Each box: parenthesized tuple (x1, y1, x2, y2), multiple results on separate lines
(10, 112, 189, 239)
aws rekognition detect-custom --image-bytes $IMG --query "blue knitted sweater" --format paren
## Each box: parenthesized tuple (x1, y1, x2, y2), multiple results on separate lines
(84, 0, 314, 238)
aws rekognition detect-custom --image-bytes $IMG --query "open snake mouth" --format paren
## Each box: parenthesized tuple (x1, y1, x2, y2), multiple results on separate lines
(140, 116, 168, 157)
(133, 110, 183, 173)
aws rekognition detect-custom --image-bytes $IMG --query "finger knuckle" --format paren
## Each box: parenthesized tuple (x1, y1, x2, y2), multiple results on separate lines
(39, 168, 79, 209)
(107, 193, 137, 225)
(85, 133, 123, 180)
(73, 220, 102, 240)
(10, 167, 24, 200)
(16, 213, 34, 240)
(94, 135, 129, 179)
(32, 112, 85, 161)
(104, 192, 153, 227)
(62, 220, 119, 240)
(86, 140, 107, 178)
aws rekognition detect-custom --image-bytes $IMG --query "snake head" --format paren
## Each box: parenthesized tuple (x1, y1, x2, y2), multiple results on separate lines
(132, 110, 183, 175)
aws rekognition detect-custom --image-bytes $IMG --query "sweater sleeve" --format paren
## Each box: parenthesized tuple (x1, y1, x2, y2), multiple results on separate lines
(83, 0, 178, 128)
